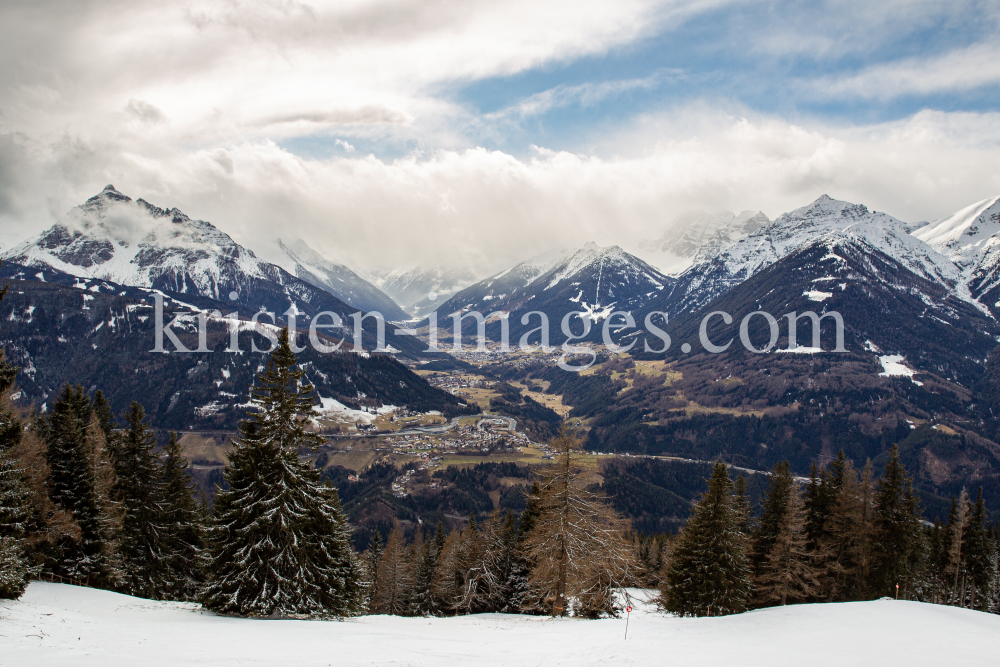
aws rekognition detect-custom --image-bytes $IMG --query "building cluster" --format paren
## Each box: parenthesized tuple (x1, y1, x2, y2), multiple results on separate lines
(425, 374, 495, 395)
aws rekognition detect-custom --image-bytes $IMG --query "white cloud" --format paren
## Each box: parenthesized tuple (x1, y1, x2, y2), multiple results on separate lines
(4, 106, 999, 274)
(1, 0, 999, 276)
(815, 43, 1000, 99)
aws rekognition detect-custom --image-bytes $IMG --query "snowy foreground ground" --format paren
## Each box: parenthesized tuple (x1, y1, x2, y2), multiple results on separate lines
(2, 583, 999, 667)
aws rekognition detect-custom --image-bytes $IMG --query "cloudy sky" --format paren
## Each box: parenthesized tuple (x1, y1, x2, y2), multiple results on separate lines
(1, 0, 999, 275)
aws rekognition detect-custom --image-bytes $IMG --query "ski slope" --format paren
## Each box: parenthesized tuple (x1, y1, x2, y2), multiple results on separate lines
(1, 583, 997, 666)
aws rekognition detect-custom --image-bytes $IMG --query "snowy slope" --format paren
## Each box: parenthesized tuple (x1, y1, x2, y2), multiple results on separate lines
(912, 195, 1000, 272)
(272, 238, 408, 320)
(635, 210, 769, 275)
(663, 195, 969, 314)
(2, 583, 997, 667)
(912, 196, 1000, 315)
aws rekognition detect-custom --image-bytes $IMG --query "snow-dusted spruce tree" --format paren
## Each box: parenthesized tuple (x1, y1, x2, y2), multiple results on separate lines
(113, 401, 165, 598)
(203, 329, 363, 617)
(754, 484, 821, 606)
(521, 427, 637, 618)
(661, 462, 751, 617)
(157, 432, 204, 601)
(0, 311, 29, 598)
(0, 443, 29, 598)
(409, 531, 439, 616)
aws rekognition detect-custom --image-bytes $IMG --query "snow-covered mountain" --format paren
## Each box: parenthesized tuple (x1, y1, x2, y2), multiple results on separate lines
(4, 185, 295, 303)
(373, 264, 481, 319)
(657, 195, 969, 315)
(271, 238, 408, 320)
(431, 242, 673, 344)
(912, 196, 1000, 315)
(1, 186, 369, 321)
(635, 210, 769, 275)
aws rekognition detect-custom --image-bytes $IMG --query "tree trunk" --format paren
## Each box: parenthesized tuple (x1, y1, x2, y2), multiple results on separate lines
(553, 535, 567, 617)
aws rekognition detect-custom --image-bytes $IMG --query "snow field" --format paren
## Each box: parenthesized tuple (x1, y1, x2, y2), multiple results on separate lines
(2, 583, 998, 666)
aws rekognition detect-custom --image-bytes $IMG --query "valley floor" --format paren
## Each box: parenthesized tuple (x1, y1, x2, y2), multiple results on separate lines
(1, 583, 997, 666)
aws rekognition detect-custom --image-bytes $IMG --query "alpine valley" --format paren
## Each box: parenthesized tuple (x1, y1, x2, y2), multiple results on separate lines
(3, 185, 1000, 536)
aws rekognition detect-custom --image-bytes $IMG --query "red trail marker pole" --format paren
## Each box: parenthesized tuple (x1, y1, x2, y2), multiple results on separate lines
(624, 605, 632, 639)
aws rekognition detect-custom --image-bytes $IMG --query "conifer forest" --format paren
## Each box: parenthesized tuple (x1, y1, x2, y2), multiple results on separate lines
(2, 319, 998, 621)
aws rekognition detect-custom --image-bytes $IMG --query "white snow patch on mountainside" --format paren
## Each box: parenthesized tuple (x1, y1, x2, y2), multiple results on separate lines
(2, 583, 997, 667)
(878, 354, 923, 386)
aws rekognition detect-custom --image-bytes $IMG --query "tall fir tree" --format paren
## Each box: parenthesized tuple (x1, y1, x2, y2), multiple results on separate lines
(433, 526, 463, 612)
(158, 432, 204, 601)
(660, 462, 752, 617)
(364, 529, 384, 613)
(804, 456, 841, 550)
(871, 444, 923, 598)
(454, 512, 483, 614)
(821, 459, 875, 601)
(410, 532, 440, 616)
(203, 329, 363, 617)
(113, 401, 165, 598)
(751, 461, 794, 580)
(40, 385, 118, 585)
(961, 489, 992, 610)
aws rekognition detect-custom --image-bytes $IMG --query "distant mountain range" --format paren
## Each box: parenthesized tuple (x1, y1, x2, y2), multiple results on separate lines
(635, 209, 769, 275)
(371, 263, 481, 319)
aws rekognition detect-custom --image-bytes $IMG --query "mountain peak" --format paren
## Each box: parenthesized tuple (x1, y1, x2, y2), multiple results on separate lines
(102, 184, 119, 194)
